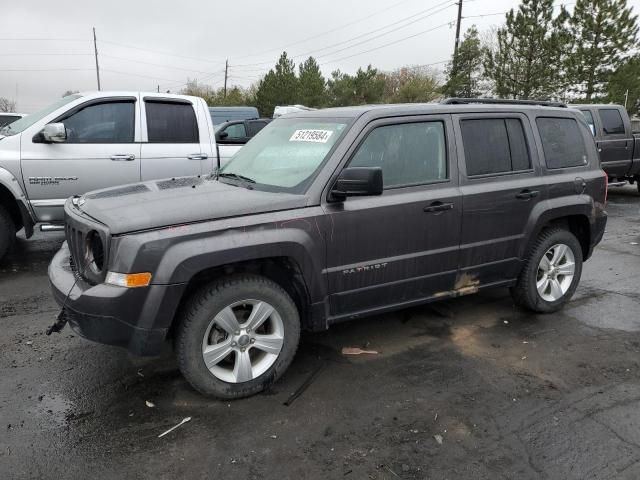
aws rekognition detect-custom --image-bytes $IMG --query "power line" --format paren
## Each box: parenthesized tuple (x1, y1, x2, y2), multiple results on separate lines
(99, 39, 226, 65)
(230, 0, 418, 62)
(101, 68, 190, 83)
(0, 67, 93, 72)
(100, 54, 220, 75)
(0, 37, 87, 41)
(0, 53, 92, 56)
(321, 20, 455, 65)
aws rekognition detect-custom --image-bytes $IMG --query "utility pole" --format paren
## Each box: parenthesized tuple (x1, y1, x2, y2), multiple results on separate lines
(93, 27, 101, 91)
(157, 85, 160, 93)
(452, 0, 463, 74)
(223, 59, 228, 98)
(624, 89, 629, 109)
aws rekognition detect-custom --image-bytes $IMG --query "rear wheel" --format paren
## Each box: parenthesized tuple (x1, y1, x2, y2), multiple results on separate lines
(175, 274, 300, 399)
(511, 228, 583, 313)
(0, 204, 16, 263)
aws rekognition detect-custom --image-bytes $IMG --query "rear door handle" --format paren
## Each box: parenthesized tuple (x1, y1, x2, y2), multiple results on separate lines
(188, 153, 208, 160)
(110, 154, 135, 161)
(423, 201, 454, 213)
(515, 189, 539, 200)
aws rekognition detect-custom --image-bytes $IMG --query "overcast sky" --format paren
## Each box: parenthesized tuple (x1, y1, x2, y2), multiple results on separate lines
(2, 0, 639, 112)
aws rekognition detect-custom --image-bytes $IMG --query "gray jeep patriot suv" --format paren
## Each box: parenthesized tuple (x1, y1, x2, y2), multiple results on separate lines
(48, 98, 607, 399)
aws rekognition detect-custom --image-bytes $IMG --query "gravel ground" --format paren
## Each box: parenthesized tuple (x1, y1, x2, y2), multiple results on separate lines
(1, 186, 639, 480)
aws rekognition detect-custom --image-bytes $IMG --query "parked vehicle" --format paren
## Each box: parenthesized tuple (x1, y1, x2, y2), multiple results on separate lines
(572, 104, 640, 191)
(0, 112, 26, 128)
(48, 98, 607, 399)
(208, 106, 258, 126)
(215, 118, 272, 165)
(0, 91, 222, 262)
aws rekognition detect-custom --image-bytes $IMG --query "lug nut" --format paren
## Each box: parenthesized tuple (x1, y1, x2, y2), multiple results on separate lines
(231, 342, 237, 347)
(235, 331, 240, 335)
(250, 338, 255, 344)
(241, 348, 245, 352)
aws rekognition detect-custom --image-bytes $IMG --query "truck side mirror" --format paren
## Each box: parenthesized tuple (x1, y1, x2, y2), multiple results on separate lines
(43, 123, 67, 143)
(330, 167, 383, 202)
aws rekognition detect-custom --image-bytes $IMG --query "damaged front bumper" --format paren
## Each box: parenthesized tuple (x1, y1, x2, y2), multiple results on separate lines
(48, 242, 185, 356)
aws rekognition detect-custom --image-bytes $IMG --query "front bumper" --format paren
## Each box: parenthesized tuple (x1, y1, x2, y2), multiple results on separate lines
(48, 242, 185, 356)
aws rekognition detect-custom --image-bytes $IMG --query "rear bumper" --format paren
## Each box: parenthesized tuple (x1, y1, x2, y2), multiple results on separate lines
(48, 242, 185, 356)
(586, 213, 607, 260)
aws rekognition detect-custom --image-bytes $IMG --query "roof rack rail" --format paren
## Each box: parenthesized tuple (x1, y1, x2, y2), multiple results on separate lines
(441, 97, 567, 108)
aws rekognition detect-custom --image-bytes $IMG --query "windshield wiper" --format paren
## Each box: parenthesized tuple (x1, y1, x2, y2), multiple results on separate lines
(218, 172, 256, 184)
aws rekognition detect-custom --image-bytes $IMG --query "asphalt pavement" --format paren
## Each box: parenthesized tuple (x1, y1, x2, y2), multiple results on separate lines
(1, 186, 639, 480)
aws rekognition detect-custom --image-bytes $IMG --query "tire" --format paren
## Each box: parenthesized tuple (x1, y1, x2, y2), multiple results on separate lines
(511, 228, 583, 313)
(0, 204, 16, 263)
(175, 274, 301, 399)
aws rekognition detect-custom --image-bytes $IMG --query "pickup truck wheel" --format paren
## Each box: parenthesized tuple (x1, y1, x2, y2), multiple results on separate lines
(175, 274, 300, 399)
(0, 204, 16, 262)
(511, 228, 583, 313)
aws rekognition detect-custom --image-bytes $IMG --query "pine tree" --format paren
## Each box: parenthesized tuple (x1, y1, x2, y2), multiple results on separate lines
(298, 57, 326, 108)
(567, 0, 639, 101)
(484, 0, 570, 99)
(443, 26, 483, 98)
(255, 52, 299, 116)
(608, 55, 640, 115)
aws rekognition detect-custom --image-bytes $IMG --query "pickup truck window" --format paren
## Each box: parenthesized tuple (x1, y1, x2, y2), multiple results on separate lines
(224, 123, 247, 139)
(0, 94, 81, 136)
(219, 118, 347, 193)
(579, 110, 596, 136)
(349, 121, 447, 188)
(61, 101, 134, 143)
(145, 101, 199, 143)
(461, 118, 531, 176)
(537, 117, 588, 169)
(599, 109, 625, 135)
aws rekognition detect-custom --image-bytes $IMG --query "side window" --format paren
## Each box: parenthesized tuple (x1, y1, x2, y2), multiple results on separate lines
(0, 115, 20, 127)
(145, 101, 198, 143)
(247, 120, 268, 136)
(460, 118, 531, 176)
(598, 108, 625, 135)
(61, 101, 134, 143)
(537, 117, 588, 169)
(579, 110, 596, 136)
(223, 123, 247, 139)
(349, 121, 447, 188)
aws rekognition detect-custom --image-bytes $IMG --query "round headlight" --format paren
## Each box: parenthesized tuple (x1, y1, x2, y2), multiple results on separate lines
(85, 230, 104, 274)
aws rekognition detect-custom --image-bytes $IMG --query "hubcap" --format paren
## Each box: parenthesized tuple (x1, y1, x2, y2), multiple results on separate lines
(201, 299, 284, 383)
(536, 243, 576, 302)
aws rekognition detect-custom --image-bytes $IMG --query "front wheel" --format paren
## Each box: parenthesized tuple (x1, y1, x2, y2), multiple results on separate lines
(175, 274, 300, 399)
(511, 228, 583, 313)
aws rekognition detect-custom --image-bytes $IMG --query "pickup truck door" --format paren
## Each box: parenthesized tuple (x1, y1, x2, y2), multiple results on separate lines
(20, 97, 141, 223)
(140, 97, 206, 181)
(324, 116, 461, 317)
(596, 107, 632, 178)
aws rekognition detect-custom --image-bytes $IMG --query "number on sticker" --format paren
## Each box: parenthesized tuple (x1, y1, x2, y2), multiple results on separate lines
(289, 129, 333, 143)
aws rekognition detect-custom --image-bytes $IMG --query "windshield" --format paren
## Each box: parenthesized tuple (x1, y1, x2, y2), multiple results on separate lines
(0, 94, 82, 136)
(218, 118, 349, 193)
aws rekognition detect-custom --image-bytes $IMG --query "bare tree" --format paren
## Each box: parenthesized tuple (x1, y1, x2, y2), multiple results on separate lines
(0, 97, 17, 113)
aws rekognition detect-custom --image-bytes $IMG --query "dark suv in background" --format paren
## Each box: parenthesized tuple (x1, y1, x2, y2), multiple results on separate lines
(48, 98, 607, 399)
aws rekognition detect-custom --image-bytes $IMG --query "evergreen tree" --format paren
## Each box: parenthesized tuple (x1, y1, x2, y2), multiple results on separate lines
(484, 0, 570, 99)
(567, 0, 639, 101)
(326, 66, 385, 107)
(443, 26, 483, 98)
(298, 57, 326, 108)
(608, 55, 640, 115)
(255, 52, 298, 116)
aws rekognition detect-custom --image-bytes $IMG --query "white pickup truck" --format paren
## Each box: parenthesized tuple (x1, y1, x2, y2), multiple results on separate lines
(0, 91, 242, 261)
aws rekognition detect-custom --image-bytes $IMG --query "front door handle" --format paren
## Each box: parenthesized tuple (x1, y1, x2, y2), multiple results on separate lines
(110, 154, 135, 161)
(515, 189, 540, 200)
(188, 153, 208, 160)
(423, 201, 454, 213)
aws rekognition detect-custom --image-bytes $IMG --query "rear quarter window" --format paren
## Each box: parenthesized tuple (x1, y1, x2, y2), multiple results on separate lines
(536, 117, 588, 169)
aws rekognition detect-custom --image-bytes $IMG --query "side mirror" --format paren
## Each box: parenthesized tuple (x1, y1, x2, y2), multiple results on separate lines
(330, 167, 383, 201)
(217, 131, 229, 140)
(43, 123, 66, 143)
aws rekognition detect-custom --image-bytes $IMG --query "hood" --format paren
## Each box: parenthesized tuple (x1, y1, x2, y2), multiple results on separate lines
(76, 176, 308, 234)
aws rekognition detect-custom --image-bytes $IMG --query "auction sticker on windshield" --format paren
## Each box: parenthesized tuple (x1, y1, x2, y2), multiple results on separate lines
(289, 129, 333, 143)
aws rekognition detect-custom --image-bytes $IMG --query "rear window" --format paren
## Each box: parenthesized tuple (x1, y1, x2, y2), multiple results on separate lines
(598, 108, 625, 135)
(146, 101, 199, 143)
(537, 117, 588, 169)
(460, 118, 531, 176)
